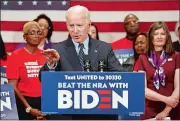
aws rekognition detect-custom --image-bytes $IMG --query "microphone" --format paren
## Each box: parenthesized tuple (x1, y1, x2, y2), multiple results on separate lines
(84, 55, 91, 72)
(98, 59, 106, 72)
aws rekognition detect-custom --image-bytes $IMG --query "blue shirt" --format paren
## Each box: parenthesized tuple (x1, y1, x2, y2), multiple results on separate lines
(47, 36, 89, 70)
(72, 36, 89, 55)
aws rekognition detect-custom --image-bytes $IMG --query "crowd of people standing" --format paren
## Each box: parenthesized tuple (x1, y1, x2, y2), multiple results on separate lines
(0, 4, 179, 120)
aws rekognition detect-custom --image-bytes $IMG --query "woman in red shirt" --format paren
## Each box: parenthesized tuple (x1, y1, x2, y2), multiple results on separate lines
(6, 21, 47, 120)
(88, 23, 100, 40)
(138, 21, 180, 120)
(123, 32, 148, 72)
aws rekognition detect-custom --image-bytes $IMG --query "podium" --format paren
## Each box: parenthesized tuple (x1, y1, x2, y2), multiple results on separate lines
(0, 84, 19, 120)
(1, 66, 8, 84)
(41, 72, 145, 115)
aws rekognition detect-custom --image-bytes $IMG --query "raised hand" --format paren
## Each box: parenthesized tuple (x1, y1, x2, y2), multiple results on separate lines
(42, 49, 60, 68)
(155, 110, 169, 120)
(36, 115, 47, 120)
(30, 108, 47, 119)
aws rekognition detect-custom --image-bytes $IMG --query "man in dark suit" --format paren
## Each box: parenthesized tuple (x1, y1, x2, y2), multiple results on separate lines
(173, 21, 180, 52)
(41, 5, 123, 120)
(173, 41, 180, 52)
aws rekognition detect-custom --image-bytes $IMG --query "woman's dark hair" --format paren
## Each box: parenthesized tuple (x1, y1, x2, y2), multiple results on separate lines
(0, 35, 7, 61)
(147, 21, 174, 56)
(34, 14, 53, 41)
(133, 32, 147, 61)
(91, 23, 100, 40)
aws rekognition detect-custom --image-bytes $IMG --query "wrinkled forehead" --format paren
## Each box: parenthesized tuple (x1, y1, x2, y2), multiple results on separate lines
(67, 17, 88, 25)
(136, 35, 147, 42)
(38, 18, 49, 25)
(124, 15, 138, 23)
(68, 11, 85, 19)
(66, 9, 90, 24)
(154, 27, 165, 33)
(28, 24, 40, 31)
(90, 25, 96, 29)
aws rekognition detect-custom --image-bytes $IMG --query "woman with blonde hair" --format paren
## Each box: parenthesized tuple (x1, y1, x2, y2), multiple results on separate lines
(15, 14, 53, 50)
(7, 21, 47, 120)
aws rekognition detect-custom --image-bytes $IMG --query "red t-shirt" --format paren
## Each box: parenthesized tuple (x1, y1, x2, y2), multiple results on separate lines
(6, 48, 46, 97)
(111, 37, 133, 50)
(111, 37, 134, 64)
(133, 59, 139, 72)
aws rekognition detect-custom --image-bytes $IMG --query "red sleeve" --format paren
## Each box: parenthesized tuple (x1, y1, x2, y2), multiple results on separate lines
(133, 59, 139, 72)
(6, 52, 20, 80)
(138, 55, 145, 71)
(175, 51, 180, 69)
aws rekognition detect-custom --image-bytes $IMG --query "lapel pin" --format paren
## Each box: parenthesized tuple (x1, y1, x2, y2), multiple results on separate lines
(94, 50, 98, 52)
(168, 58, 173, 61)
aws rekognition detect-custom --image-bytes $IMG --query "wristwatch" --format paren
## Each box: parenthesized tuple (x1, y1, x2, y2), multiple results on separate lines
(25, 107, 32, 113)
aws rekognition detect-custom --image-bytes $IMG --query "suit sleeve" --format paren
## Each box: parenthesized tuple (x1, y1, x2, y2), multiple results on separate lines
(107, 44, 123, 72)
(39, 45, 62, 81)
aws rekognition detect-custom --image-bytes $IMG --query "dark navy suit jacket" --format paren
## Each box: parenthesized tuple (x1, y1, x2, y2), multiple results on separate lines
(43, 37, 123, 72)
(173, 40, 180, 52)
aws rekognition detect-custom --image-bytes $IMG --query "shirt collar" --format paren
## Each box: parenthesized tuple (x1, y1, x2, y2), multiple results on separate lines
(72, 35, 89, 50)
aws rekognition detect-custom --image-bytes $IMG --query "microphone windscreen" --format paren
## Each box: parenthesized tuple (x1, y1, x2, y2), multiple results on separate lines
(84, 55, 89, 61)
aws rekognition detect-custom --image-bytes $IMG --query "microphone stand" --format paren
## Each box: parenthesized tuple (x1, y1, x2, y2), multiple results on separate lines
(98, 60, 105, 72)
(84, 55, 91, 72)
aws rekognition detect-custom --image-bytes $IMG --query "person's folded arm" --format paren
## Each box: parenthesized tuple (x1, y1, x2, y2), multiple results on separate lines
(171, 69, 179, 100)
(138, 70, 168, 102)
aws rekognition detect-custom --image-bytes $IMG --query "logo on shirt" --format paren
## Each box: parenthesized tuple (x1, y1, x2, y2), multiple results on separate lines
(24, 61, 42, 78)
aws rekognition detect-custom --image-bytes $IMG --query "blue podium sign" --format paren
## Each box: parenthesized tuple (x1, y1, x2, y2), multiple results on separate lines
(0, 84, 19, 119)
(41, 72, 145, 115)
(114, 49, 134, 64)
(1, 66, 8, 84)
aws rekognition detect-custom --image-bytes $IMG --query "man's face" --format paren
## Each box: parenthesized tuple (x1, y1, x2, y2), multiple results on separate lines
(124, 15, 140, 35)
(66, 12, 90, 43)
(24, 24, 42, 46)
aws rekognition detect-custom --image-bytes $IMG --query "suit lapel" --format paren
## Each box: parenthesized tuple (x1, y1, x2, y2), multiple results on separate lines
(176, 41, 180, 51)
(88, 38, 100, 70)
(64, 39, 82, 71)
(174, 41, 180, 51)
(63, 38, 100, 71)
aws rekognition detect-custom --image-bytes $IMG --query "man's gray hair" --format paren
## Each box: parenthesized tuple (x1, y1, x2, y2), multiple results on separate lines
(65, 5, 90, 23)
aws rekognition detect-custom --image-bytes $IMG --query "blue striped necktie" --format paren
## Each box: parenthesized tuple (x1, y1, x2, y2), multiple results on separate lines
(78, 43, 84, 70)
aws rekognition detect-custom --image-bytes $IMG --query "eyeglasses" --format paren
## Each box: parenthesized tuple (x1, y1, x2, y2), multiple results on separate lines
(39, 24, 50, 29)
(125, 20, 139, 26)
(25, 31, 43, 36)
